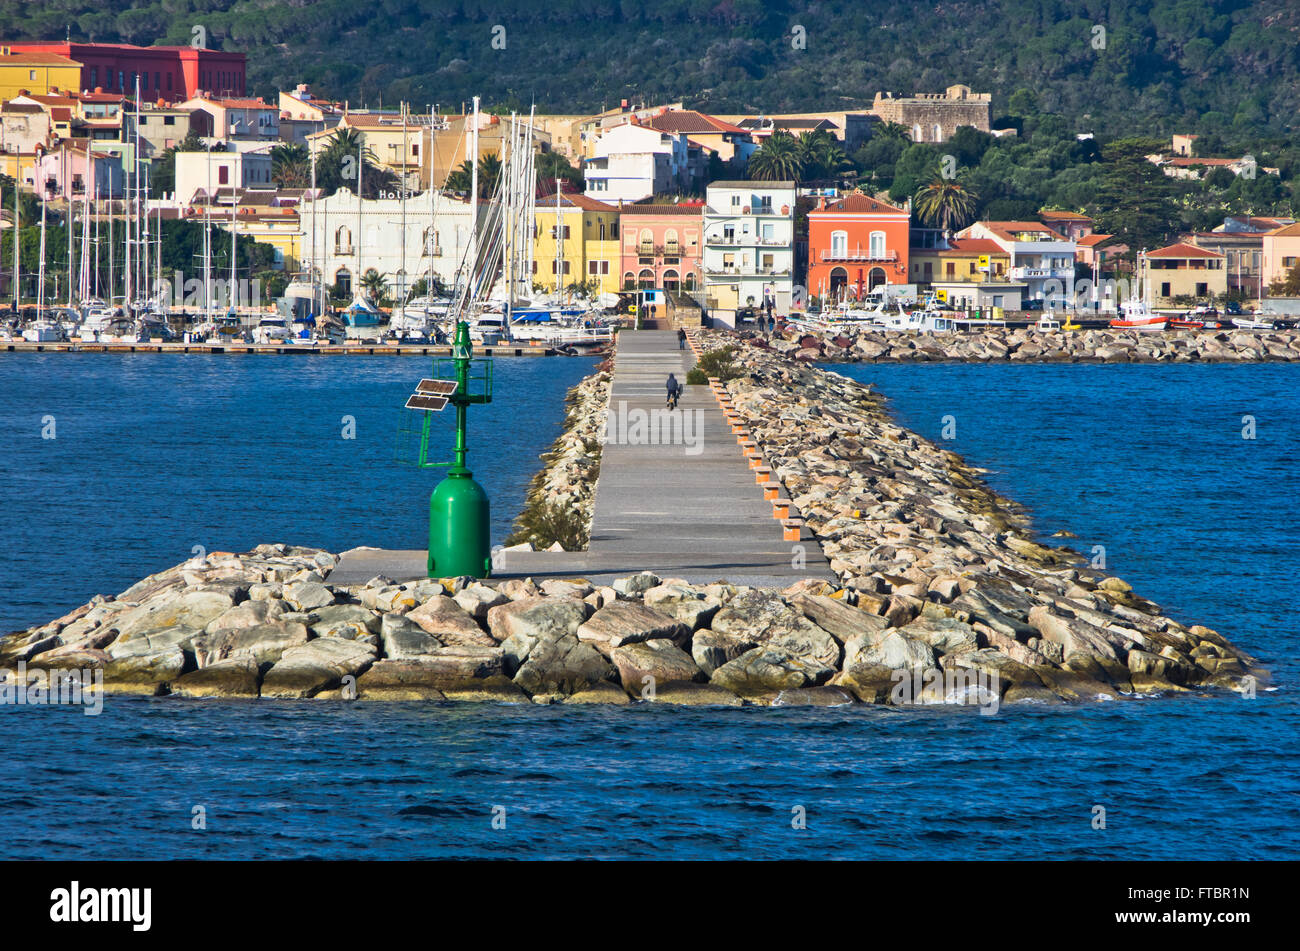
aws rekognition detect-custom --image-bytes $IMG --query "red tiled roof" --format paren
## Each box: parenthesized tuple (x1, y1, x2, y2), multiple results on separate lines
(645, 109, 746, 136)
(619, 203, 705, 215)
(1039, 209, 1092, 221)
(813, 192, 907, 215)
(978, 221, 1066, 240)
(941, 238, 1005, 254)
(1077, 234, 1113, 247)
(1167, 157, 1239, 167)
(1264, 222, 1300, 237)
(0, 51, 81, 66)
(1145, 242, 1223, 259)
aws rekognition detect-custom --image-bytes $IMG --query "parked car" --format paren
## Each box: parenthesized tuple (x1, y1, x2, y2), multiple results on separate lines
(1022, 299, 1044, 312)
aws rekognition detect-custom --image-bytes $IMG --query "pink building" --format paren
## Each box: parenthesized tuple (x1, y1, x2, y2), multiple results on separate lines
(618, 202, 705, 291)
(35, 143, 123, 201)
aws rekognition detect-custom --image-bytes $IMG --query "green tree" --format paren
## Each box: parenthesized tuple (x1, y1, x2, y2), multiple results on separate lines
(270, 143, 310, 189)
(360, 267, 388, 303)
(748, 131, 802, 181)
(914, 175, 979, 233)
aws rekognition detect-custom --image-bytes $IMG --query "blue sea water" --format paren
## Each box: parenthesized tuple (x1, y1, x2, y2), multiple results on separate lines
(1, 356, 1297, 860)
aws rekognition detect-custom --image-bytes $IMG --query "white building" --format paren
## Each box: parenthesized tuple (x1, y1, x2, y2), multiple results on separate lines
(702, 180, 796, 324)
(175, 146, 274, 203)
(959, 221, 1077, 305)
(299, 187, 479, 299)
(583, 122, 697, 202)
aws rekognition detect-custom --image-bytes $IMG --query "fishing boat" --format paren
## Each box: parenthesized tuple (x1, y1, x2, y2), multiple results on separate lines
(1109, 297, 1166, 331)
(1168, 316, 1204, 330)
(1034, 315, 1062, 332)
(252, 315, 295, 344)
(342, 294, 382, 327)
(1231, 315, 1275, 330)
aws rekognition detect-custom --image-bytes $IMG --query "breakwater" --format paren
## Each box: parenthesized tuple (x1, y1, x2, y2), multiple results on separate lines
(775, 324, 1300, 363)
(0, 330, 1266, 706)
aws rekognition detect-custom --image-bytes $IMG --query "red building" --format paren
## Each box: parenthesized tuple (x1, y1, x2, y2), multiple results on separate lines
(807, 193, 911, 301)
(5, 41, 245, 100)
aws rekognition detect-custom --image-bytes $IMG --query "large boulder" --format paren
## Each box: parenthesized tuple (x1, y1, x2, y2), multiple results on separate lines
(649, 682, 743, 706)
(101, 649, 190, 695)
(260, 639, 377, 699)
(710, 590, 841, 668)
(190, 620, 310, 670)
(171, 656, 261, 698)
(644, 583, 722, 630)
(452, 583, 509, 619)
(282, 580, 336, 612)
(353, 659, 447, 701)
(204, 598, 286, 633)
(306, 603, 380, 641)
(511, 635, 616, 699)
(690, 629, 759, 676)
(576, 601, 690, 653)
(895, 616, 979, 655)
(406, 596, 495, 647)
(790, 593, 888, 641)
(609, 639, 702, 696)
(107, 588, 236, 655)
(710, 648, 832, 698)
(487, 596, 590, 644)
(380, 613, 443, 659)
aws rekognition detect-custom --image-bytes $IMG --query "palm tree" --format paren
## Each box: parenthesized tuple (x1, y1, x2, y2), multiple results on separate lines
(444, 154, 502, 198)
(748, 131, 803, 182)
(360, 267, 388, 303)
(270, 143, 310, 189)
(799, 133, 852, 181)
(914, 175, 979, 234)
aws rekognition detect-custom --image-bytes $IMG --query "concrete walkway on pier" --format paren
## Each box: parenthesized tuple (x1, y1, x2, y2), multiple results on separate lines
(332, 330, 833, 588)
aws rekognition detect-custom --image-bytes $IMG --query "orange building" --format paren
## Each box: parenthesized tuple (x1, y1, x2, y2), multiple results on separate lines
(806, 193, 911, 300)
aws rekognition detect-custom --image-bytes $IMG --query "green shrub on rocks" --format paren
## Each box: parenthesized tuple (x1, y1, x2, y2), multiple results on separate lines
(695, 346, 743, 381)
(504, 498, 590, 551)
(686, 368, 708, 385)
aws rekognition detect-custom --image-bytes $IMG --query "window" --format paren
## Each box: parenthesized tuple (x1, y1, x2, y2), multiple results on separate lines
(29, 70, 35, 81)
(336, 225, 352, 253)
(1160, 282, 1171, 297)
(869, 231, 886, 258)
(164, 115, 175, 126)
(218, 165, 229, 185)
(167, 73, 172, 91)
(90, 68, 97, 88)
(155, 72, 160, 91)
(1196, 282, 1208, 296)
(731, 194, 741, 207)
(946, 262, 955, 278)
(830, 230, 847, 258)
(588, 261, 609, 275)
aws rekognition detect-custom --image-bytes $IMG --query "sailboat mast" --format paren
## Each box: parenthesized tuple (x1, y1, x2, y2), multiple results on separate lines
(400, 102, 407, 308)
(204, 144, 212, 319)
(37, 191, 46, 315)
(555, 177, 562, 295)
(66, 159, 74, 308)
(12, 162, 20, 308)
(356, 143, 363, 298)
(469, 95, 479, 304)
(310, 148, 318, 316)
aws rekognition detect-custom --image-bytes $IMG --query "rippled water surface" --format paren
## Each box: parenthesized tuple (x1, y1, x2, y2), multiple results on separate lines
(1, 356, 1296, 859)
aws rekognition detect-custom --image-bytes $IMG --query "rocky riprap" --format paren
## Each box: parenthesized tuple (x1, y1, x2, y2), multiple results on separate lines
(687, 329, 1265, 703)
(771, 324, 1300, 363)
(502, 366, 609, 552)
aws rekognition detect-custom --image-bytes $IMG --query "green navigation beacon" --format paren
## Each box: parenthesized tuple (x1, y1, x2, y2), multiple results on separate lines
(400, 320, 495, 578)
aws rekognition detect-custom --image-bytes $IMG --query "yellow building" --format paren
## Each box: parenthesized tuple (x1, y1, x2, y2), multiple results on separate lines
(531, 193, 621, 296)
(0, 49, 82, 100)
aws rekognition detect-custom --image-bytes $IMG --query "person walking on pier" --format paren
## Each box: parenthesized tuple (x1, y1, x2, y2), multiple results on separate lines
(665, 372, 682, 410)
(677, 327, 686, 350)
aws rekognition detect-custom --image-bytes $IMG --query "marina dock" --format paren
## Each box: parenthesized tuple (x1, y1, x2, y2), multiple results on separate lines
(333, 329, 834, 588)
(1, 340, 566, 356)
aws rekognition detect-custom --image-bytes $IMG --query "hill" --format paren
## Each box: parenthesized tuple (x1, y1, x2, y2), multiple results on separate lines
(1, 0, 1298, 140)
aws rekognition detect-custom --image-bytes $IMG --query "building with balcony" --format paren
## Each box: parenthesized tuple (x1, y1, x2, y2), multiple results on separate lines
(1190, 231, 1263, 298)
(807, 192, 910, 301)
(1138, 242, 1227, 306)
(531, 191, 622, 297)
(702, 180, 796, 323)
(909, 237, 1023, 310)
(34, 142, 123, 201)
(1257, 223, 1300, 296)
(959, 220, 1077, 303)
(618, 202, 704, 292)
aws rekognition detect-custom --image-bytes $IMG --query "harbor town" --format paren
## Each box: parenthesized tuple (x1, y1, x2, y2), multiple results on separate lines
(1, 40, 1300, 351)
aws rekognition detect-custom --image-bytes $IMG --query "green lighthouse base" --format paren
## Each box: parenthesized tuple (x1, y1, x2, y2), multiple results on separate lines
(427, 468, 492, 578)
